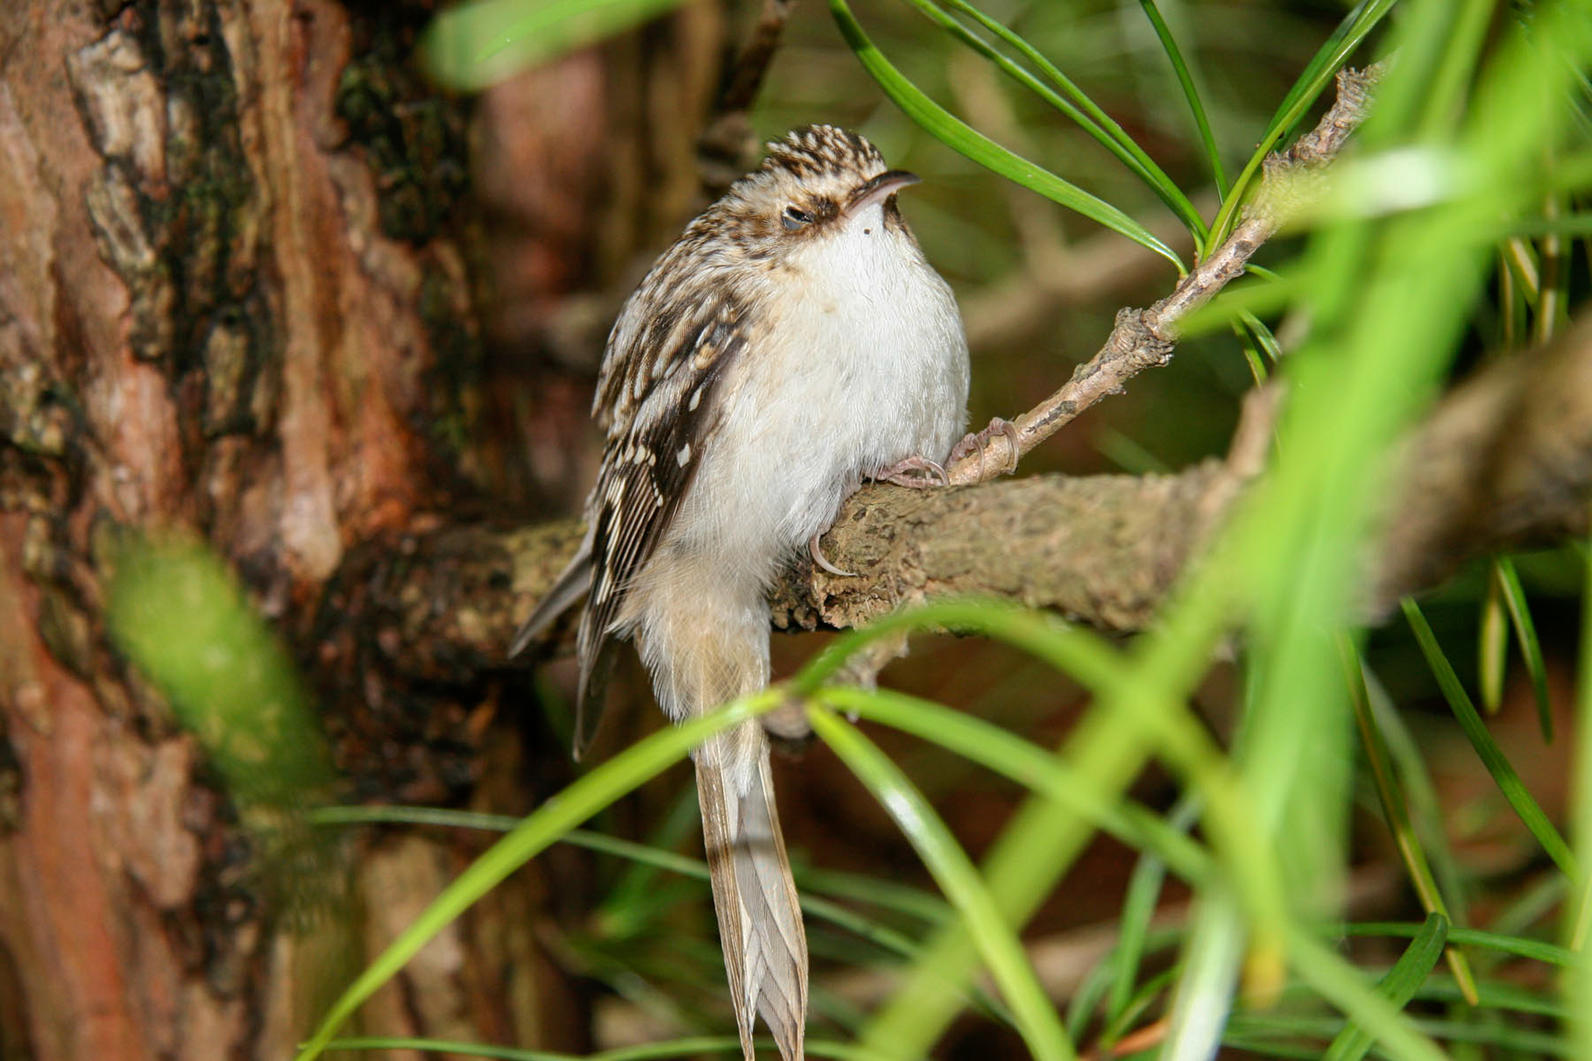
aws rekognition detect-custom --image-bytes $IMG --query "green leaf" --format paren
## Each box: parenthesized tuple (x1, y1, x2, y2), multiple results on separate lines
(1568, 512, 1592, 1057)
(420, 0, 689, 92)
(799, 866, 953, 927)
(797, 597, 1129, 699)
(1496, 556, 1555, 740)
(1479, 563, 1510, 713)
(1235, 310, 1280, 385)
(1286, 929, 1448, 1061)
(1347, 921, 1575, 967)
(902, 0, 1206, 240)
(1180, 271, 1301, 339)
(1107, 798, 1201, 1028)
(816, 685, 1213, 885)
(1162, 893, 1245, 1060)
(829, 0, 1184, 271)
(808, 707, 1077, 1061)
(1341, 641, 1477, 1003)
(1210, 0, 1399, 242)
(322, 1035, 902, 1060)
(1136, 0, 1227, 198)
(312, 800, 1012, 1022)
(106, 536, 334, 808)
(1402, 598, 1578, 878)
(1323, 913, 1448, 1061)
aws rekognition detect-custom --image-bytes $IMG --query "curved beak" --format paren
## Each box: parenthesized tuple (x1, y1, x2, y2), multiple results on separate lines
(844, 169, 920, 219)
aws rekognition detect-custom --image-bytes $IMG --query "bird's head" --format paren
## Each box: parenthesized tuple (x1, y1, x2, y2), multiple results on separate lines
(710, 125, 921, 260)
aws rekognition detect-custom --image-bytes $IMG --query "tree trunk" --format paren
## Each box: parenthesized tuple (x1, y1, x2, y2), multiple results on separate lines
(0, 1, 722, 1056)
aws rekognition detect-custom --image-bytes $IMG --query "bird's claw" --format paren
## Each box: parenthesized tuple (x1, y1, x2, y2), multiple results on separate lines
(809, 531, 855, 577)
(950, 417, 1020, 478)
(876, 454, 948, 489)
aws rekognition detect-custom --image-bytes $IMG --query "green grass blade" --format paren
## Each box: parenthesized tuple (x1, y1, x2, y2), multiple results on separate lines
(1340, 640, 1478, 1003)
(322, 1036, 901, 1060)
(1161, 890, 1245, 1060)
(855, 701, 1160, 1054)
(914, 0, 1206, 239)
(310, 804, 520, 831)
(807, 707, 1076, 1061)
(1418, 977, 1572, 1020)
(320, 1037, 589, 1060)
(815, 685, 1213, 885)
(1180, 271, 1301, 340)
(1497, 211, 1592, 240)
(1266, 0, 1396, 146)
(1065, 952, 1117, 1042)
(1100, 966, 1178, 1043)
(596, 787, 701, 935)
(106, 537, 334, 807)
(420, 0, 689, 92)
(1496, 555, 1555, 741)
(797, 598, 1128, 698)
(1323, 913, 1448, 1061)
(798, 866, 953, 926)
(1286, 929, 1448, 1061)
(1361, 666, 1475, 940)
(1347, 921, 1574, 967)
(309, 806, 991, 1001)
(941, 0, 1158, 165)
(1401, 597, 1578, 878)
(1413, 0, 1498, 139)
(1210, 0, 1399, 242)
(1479, 562, 1510, 713)
(1412, 1020, 1576, 1057)
(829, 0, 1184, 271)
(1568, 511, 1592, 1057)
(1106, 796, 1201, 1027)
(293, 690, 780, 1061)
(1235, 310, 1281, 385)
(1136, 0, 1226, 197)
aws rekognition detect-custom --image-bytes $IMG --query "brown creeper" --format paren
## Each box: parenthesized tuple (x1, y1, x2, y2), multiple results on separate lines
(513, 125, 970, 1060)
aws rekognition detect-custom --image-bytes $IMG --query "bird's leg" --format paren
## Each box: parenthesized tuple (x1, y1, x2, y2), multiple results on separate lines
(813, 450, 957, 578)
(875, 454, 948, 488)
(949, 417, 1021, 477)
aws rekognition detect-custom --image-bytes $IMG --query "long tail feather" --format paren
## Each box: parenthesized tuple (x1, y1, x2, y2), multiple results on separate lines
(696, 725, 808, 1061)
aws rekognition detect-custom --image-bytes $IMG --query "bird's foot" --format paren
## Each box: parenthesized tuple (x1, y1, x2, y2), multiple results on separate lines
(949, 417, 1020, 478)
(875, 454, 948, 489)
(809, 531, 855, 577)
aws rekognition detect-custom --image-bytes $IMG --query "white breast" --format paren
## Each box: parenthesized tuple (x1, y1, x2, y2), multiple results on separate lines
(675, 202, 970, 586)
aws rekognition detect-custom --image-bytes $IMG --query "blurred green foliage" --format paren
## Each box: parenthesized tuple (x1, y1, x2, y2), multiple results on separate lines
(421, 0, 692, 90)
(106, 535, 334, 809)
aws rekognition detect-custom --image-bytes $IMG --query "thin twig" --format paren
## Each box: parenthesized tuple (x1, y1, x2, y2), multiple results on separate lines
(696, 0, 798, 197)
(947, 64, 1384, 486)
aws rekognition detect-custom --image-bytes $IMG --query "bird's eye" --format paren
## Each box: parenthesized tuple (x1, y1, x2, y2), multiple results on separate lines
(781, 206, 814, 231)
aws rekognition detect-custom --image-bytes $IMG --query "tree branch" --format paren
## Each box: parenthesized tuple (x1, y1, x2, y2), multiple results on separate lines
(947, 64, 1383, 485)
(330, 315, 1592, 683)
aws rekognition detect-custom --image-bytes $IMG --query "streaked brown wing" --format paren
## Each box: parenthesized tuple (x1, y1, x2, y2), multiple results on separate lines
(572, 293, 748, 753)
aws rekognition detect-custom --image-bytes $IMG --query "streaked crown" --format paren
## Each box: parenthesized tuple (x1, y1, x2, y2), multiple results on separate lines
(760, 125, 886, 182)
(699, 125, 904, 253)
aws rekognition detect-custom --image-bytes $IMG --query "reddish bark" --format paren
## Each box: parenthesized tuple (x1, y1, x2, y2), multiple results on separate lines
(0, 0, 723, 1055)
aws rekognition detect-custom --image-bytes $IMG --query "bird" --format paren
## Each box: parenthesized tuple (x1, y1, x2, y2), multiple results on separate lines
(511, 124, 971, 1060)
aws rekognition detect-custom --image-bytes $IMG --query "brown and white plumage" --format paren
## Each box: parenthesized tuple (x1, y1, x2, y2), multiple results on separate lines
(512, 125, 969, 1059)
